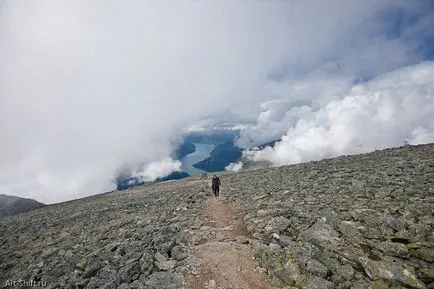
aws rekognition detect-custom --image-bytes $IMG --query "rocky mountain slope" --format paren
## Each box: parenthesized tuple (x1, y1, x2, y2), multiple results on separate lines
(0, 194, 46, 217)
(0, 144, 433, 289)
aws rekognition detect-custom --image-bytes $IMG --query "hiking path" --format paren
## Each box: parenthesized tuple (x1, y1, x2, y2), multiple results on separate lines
(185, 189, 279, 289)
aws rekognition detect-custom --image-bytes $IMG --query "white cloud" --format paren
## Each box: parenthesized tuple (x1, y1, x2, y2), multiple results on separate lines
(225, 162, 243, 172)
(408, 127, 434, 145)
(242, 62, 434, 166)
(0, 1, 432, 203)
(132, 158, 181, 183)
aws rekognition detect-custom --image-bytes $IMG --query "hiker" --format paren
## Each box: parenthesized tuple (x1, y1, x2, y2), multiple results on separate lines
(211, 175, 221, 197)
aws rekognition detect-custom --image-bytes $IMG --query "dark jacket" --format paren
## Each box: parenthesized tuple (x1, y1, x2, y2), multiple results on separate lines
(212, 176, 221, 187)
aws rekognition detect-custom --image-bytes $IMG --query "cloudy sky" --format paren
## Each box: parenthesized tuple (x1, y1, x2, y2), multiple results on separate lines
(0, 0, 433, 203)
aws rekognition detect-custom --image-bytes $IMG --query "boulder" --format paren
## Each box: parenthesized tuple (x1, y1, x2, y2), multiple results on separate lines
(306, 259, 328, 278)
(358, 257, 426, 289)
(264, 216, 291, 234)
(274, 260, 301, 285)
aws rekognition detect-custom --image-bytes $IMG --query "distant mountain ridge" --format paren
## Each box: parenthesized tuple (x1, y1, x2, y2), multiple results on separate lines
(156, 171, 190, 182)
(116, 171, 191, 190)
(255, 139, 280, 150)
(173, 140, 196, 159)
(0, 194, 46, 217)
(184, 130, 239, 145)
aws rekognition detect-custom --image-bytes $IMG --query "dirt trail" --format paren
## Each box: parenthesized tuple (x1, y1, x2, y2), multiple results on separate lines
(186, 192, 279, 289)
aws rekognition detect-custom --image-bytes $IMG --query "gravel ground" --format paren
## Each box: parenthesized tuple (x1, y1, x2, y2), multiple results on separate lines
(0, 143, 433, 289)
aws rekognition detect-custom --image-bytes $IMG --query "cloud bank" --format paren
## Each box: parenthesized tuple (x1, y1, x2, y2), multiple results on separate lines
(225, 162, 243, 172)
(241, 62, 434, 165)
(131, 158, 181, 183)
(0, 0, 433, 203)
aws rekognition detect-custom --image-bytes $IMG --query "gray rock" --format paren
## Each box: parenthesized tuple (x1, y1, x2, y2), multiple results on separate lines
(87, 266, 119, 289)
(274, 260, 301, 285)
(170, 245, 187, 261)
(154, 252, 176, 271)
(385, 215, 407, 232)
(299, 274, 334, 289)
(118, 261, 140, 283)
(376, 241, 409, 257)
(269, 243, 281, 250)
(83, 264, 102, 279)
(264, 216, 291, 234)
(117, 283, 130, 289)
(307, 259, 328, 278)
(278, 235, 293, 247)
(410, 246, 434, 262)
(144, 272, 183, 289)
(350, 283, 370, 289)
(300, 222, 341, 248)
(139, 252, 153, 276)
(339, 221, 362, 242)
(358, 257, 426, 289)
(129, 280, 146, 289)
(419, 268, 434, 284)
(336, 264, 355, 281)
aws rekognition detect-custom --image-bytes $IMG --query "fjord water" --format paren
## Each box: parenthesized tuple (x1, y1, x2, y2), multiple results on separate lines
(180, 143, 215, 175)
